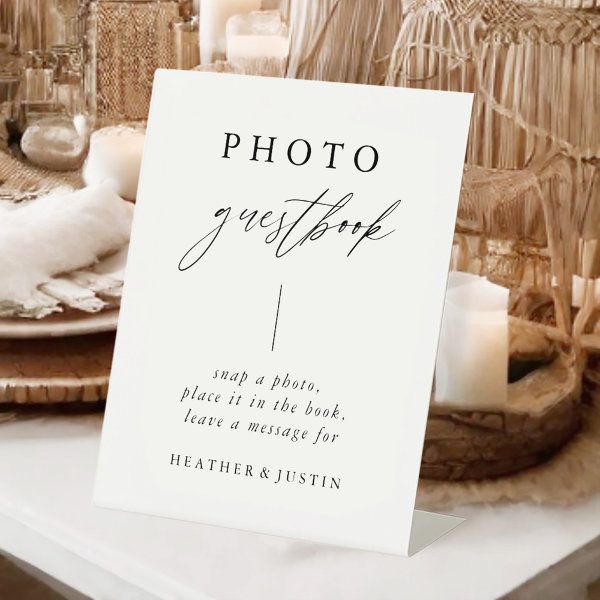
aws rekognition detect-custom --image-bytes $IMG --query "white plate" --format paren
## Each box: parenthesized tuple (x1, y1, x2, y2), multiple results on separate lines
(0, 309, 119, 339)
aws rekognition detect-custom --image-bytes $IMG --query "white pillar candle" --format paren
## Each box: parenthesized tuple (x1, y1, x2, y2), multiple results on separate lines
(226, 10, 289, 76)
(83, 126, 145, 201)
(434, 272, 509, 408)
(200, 0, 261, 65)
(227, 33, 289, 61)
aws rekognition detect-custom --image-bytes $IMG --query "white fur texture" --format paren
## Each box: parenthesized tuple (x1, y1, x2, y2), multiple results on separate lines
(0, 185, 133, 308)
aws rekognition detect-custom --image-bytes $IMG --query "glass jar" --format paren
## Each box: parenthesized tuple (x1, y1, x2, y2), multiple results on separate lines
(174, 16, 199, 71)
(21, 51, 58, 122)
(53, 44, 86, 115)
(0, 60, 21, 125)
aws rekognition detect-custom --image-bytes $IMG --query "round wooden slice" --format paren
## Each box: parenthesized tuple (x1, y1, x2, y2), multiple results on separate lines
(0, 332, 114, 405)
(422, 318, 583, 481)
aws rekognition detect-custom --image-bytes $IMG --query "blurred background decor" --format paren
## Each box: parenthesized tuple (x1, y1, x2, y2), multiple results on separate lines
(0, 0, 599, 510)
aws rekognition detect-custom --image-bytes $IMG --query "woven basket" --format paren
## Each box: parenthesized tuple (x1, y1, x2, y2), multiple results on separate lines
(90, 0, 178, 124)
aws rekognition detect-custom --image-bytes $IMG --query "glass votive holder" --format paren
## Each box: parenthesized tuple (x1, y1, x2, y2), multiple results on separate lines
(0, 56, 22, 123)
(0, 0, 19, 53)
(174, 17, 200, 70)
(54, 0, 82, 47)
(16, 0, 43, 53)
(52, 44, 85, 115)
(21, 51, 58, 126)
(17, 0, 81, 53)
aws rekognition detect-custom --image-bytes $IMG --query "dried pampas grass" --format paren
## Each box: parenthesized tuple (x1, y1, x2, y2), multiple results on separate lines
(281, 0, 403, 84)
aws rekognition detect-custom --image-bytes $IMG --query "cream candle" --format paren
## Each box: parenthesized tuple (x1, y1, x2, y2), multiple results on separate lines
(226, 10, 289, 76)
(434, 272, 509, 408)
(83, 126, 145, 201)
(200, 0, 261, 65)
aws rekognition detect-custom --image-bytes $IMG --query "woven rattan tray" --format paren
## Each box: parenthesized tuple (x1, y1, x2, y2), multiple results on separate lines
(0, 332, 114, 405)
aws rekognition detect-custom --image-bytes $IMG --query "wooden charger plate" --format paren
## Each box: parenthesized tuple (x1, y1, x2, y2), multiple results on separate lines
(0, 329, 115, 405)
(0, 308, 118, 405)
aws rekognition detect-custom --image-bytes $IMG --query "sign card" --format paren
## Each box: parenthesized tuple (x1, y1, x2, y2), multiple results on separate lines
(94, 71, 472, 556)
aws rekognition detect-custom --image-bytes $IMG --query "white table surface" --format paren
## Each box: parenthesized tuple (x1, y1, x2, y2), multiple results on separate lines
(1, 413, 599, 600)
